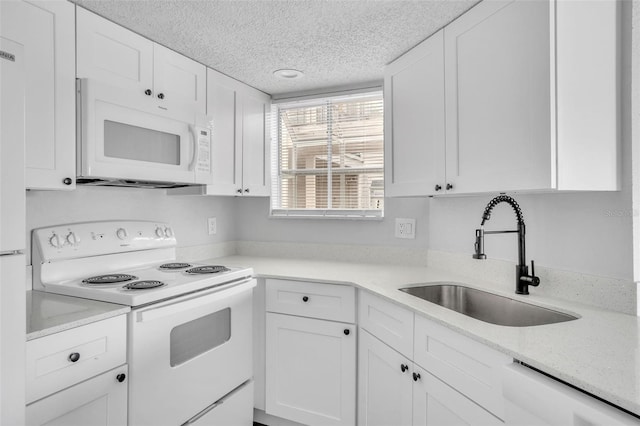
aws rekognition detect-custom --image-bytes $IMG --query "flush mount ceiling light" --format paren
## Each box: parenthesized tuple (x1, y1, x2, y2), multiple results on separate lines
(273, 69, 304, 80)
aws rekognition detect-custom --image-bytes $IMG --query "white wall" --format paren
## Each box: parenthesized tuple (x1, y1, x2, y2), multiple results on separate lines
(234, 197, 429, 248)
(26, 186, 237, 261)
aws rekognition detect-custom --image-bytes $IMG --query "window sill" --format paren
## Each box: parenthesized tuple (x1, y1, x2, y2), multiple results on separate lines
(269, 209, 384, 221)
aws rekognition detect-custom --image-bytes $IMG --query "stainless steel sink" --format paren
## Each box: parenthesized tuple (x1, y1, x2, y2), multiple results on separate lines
(399, 283, 578, 327)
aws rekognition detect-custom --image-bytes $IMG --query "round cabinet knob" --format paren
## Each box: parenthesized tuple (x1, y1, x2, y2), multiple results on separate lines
(116, 228, 128, 240)
(116, 373, 126, 383)
(65, 232, 79, 246)
(62, 177, 73, 186)
(413, 372, 421, 382)
(302, 296, 309, 302)
(164, 227, 174, 238)
(236, 189, 242, 194)
(244, 188, 250, 193)
(401, 364, 409, 373)
(434, 184, 442, 192)
(155, 227, 164, 238)
(343, 329, 350, 336)
(68, 352, 80, 363)
(157, 93, 165, 100)
(446, 183, 453, 190)
(144, 89, 152, 96)
(49, 233, 62, 248)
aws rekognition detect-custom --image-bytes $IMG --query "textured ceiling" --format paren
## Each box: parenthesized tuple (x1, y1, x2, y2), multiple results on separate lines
(72, 0, 479, 97)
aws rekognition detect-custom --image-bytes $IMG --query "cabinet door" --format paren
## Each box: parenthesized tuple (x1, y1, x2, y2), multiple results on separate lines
(1, 0, 76, 190)
(154, 43, 206, 120)
(206, 68, 243, 196)
(77, 7, 154, 96)
(358, 329, 412, 426)
(412, 366, 502, 426)
(240, 88, 271, 196)
(26, 365, 128, 426)
(444, 0, 553, 193)
(266, 313, 355, 426)
(384, 29, 445, 197)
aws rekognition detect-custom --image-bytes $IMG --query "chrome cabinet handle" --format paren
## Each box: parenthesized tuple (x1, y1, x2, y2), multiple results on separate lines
(68, 352, 80, 363)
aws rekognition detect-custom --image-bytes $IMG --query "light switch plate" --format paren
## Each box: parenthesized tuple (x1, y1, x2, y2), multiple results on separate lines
(207, 217, 217, 235)
(395, 218, 416, 239)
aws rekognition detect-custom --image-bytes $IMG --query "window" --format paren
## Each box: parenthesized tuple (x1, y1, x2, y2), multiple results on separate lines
(271, 91, 384, 218)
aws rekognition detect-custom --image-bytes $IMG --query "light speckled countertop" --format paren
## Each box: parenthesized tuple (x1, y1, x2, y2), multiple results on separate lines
(207, 255, 640, 417)
(27, 291, 130, 340)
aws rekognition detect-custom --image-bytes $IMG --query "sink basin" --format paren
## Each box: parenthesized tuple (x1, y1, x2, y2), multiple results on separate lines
(399, 283, 578, 327)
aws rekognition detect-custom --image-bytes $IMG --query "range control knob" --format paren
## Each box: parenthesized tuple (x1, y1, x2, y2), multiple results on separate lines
(65, 232, 79, 246)
(155, 227, 164, 238)
(164, 227, 173, 238)
(116, 228, 128, 240)
(49, 233, 62, 249)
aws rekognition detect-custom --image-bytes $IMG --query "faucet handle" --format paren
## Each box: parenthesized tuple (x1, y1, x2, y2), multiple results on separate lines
(529, 260, 540, 286)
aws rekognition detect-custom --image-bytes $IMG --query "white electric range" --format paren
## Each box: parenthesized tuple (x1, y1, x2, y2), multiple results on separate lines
(31, 220, 256, 426)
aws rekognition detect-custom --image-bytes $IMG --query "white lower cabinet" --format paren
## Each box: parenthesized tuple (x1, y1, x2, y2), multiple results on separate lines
(25, 365, 128, 426)
(25, 315, 128, 425)
(266, 312, 356, 425)
(359, 329, 501, 426)
(359, 290, 505, 426)
(412, 365, 502, 426)
(358, 329, 413, 426)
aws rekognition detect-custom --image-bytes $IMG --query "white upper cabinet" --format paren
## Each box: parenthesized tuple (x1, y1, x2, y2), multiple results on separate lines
(240, 89, 271, 196)
(76, 7, 153, 95)
(203, 68, 270, 197)
(77, 7, 206, 122)
(384, 30, 445, 197)
(1, 0, 76, 190)
(153, 43, 207, 118)
(386, 0, 620, 196)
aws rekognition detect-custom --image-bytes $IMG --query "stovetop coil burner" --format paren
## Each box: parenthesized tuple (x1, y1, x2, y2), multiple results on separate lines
(123, 280, 166, 290)
(185, 265, 230, 274)
(159, 262, 192, 270)
(82, 274, 138, 285)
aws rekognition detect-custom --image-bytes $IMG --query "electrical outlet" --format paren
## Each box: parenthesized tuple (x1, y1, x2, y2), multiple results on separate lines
(395, 218, 416, 239)
(207, 217, 217, 235)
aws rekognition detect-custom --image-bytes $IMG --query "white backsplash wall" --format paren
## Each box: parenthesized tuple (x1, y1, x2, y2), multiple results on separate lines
(26, 186, 237, 262)
(234, 196, 429, 248)
(428, 192, 633, 281)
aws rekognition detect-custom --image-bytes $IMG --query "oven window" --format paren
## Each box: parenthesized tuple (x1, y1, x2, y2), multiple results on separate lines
(169, 308, 231, 367)
(104, 120, 180, 165)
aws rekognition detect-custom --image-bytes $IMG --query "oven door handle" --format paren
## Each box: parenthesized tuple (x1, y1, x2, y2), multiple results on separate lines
(136, 278, 254, 323)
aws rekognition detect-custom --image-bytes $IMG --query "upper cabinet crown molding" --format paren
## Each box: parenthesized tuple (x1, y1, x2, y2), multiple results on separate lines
(385, 0, 620, 197)
(1, 0, 76, 190)
(76, 7, 206, 122)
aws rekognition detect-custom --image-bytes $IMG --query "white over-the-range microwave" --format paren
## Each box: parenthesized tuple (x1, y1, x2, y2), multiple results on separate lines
(76, 78, 212, 188)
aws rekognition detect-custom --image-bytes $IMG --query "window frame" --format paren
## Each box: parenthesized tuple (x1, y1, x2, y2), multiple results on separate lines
(270, 88, 384, 220)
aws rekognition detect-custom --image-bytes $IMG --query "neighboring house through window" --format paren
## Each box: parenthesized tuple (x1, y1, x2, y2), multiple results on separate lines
(271, 90, 384, 219)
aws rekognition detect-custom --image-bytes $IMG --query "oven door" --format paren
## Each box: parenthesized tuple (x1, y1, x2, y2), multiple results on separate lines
(77, 79, 212, 185)
(128, 279, 255, 426)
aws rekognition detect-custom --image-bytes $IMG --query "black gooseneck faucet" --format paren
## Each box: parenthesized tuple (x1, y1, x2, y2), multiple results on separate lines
(473, 195, 540, 295)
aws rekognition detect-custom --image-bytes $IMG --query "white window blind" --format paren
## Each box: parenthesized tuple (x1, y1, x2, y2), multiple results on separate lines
(271, 91, 384, 219)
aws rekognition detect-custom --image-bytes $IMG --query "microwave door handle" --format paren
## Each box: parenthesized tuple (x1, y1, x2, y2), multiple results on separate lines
(188, 125, 197, 171)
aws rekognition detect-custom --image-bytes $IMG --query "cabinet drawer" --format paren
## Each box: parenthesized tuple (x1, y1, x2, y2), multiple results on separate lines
(359, 291, 414, 359)
(413, 314, 512, 419)
(266, 279, 355, 323)
(26, 315, 127, 403)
